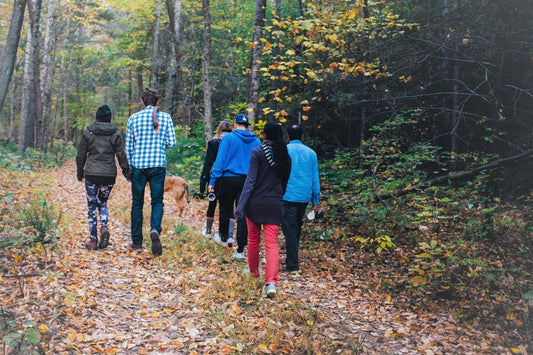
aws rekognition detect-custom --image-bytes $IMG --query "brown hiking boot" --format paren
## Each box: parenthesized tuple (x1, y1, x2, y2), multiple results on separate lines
(84, 237, 98, 250)
(150, 230, 162, 256)
(99, 226, 110, 249)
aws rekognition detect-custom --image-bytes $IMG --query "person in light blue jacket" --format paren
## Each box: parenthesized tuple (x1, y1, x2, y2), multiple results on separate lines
(281, 124, 321, 273)
(208, 114, 261, 256)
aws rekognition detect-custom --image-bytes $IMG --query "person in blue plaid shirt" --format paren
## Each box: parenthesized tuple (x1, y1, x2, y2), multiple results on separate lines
(125, 88, 176, 255)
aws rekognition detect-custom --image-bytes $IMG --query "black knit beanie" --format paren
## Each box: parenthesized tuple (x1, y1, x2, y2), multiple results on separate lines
(95, 104, 112, 122)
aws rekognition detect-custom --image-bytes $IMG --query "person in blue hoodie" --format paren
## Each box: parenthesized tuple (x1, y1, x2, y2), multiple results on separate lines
(208, 114, 261, 258)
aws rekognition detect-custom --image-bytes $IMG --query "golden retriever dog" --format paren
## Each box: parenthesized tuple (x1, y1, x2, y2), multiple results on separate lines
(164, 176, 190, 216)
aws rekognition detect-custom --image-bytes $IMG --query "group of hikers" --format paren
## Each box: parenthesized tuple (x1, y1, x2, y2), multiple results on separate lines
(76, 87, 320, 298)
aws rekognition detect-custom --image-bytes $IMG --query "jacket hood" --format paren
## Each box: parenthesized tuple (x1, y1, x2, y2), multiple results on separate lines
(88, 122, 118, 136)
(232, 129, 258, 143)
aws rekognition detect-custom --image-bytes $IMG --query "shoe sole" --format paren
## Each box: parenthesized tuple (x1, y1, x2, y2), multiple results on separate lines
(99, 229, 110, 249)
(150, 231, 162, 256)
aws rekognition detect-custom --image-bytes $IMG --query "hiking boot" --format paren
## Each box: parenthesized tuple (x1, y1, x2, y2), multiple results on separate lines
(201, 229, 212, 239)
(84, 237, 98, 250)
(225, 237, 234, 248)
(99, 226, 110, 249)
(232, 251, 245, 262)
(150, 230, 162, 256)
(130, 243, 143, 250)
(262, 283, 277, 298)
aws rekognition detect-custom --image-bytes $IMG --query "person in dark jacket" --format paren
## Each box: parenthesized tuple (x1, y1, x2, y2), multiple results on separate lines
(76, 104, 130, 250)
(199, 120, 233, 239)
(235, 122, 291, 298)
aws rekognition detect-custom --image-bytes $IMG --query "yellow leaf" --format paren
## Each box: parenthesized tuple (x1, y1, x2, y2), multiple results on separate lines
(14, 255, 22, 264)
(38, 324, 48, 333)
(511, 348, 521, 354)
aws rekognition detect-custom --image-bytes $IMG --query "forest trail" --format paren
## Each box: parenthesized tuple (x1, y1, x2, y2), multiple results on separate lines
(1, 161, 508, 354)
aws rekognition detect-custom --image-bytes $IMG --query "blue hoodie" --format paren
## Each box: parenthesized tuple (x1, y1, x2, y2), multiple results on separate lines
(209, 129, 261, 186)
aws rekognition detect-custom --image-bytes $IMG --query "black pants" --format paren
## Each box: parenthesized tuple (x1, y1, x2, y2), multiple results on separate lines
(281, 201, 308, 271)
(217, 175, 247, 251)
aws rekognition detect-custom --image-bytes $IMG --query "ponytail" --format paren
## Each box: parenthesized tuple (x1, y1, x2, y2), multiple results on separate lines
(152, 106, 159, 131)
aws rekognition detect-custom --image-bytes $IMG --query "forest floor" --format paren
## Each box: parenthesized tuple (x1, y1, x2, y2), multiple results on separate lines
(0, 161, 528, 354)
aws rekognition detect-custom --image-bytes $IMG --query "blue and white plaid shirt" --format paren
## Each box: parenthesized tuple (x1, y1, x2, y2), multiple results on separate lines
(125, 106, 176, 169)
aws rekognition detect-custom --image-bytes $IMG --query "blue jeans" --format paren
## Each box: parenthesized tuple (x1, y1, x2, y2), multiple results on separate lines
(131, 167, 166, 245)
(281, 201, 308, 271)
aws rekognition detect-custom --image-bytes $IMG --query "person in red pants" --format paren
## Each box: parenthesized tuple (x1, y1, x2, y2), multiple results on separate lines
(235, 122, 291, 298)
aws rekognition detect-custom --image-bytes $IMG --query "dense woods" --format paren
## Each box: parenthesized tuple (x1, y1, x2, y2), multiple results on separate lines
(0, 0, 532, 352)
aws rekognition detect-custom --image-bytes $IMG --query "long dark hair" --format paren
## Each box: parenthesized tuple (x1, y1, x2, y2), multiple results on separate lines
(263, 122, 290, 177)
(141, 88, 160, 131)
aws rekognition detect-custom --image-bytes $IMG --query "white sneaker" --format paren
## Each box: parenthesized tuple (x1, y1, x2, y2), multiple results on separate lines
(225, 237, 234, 248)
(232, 251, 245, 262)
(201, 230, 212, 239)
(213, 234, 224, 246)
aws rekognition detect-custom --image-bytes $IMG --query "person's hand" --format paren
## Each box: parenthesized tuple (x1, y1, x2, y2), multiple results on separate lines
(208, 185, 214, 193)
(81, 178, 85, 184)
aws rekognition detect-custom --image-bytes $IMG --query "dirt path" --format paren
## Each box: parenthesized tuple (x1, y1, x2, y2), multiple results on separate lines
(2, 162, 507, 354)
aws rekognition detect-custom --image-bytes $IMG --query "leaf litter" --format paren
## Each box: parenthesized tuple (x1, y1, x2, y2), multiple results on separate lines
(0, 161, 528, 354)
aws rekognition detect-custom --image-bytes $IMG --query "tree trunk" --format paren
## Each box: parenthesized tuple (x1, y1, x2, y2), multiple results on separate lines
(201, 0, 213, 142)
(268, 0, 281, 120)
(0, 0, 27, 115)
(165, 0, 187, 123)
(40, 0, 57, 152)
(19, 29, 35, 154)
(247, 0, 267, 123)
(8, 76, 19, 140)
(28, 0, 44, 150)
(151, 0, 161, 89)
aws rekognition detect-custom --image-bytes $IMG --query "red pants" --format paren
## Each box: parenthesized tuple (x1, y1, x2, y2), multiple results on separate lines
(246, 218, 279, 284)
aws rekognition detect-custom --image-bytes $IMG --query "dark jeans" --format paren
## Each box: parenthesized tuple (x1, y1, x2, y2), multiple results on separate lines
(281, 201, 308, 271)
(217, 175, 247, 250)
(131, 167, 166, 245)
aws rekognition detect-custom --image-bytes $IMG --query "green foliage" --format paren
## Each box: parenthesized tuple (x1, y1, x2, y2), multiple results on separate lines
(22, 198, 62, 244)
(166, 124, 205, 184)
(0, 310, 43, 354)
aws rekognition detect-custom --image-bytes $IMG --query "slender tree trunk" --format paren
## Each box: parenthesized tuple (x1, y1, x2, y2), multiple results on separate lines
(8, 76, 19, 140)
(40, 0, 57, 152)
(63, 49, 73, 144)
(166, 0, 187, 123)
(247, 0, 267, 123)
(19, 30, 34, 153)
(151, 0, 161, 89)
(28, 0, 44, 149)
(0, 0, 27, 115)
(268, 0, 281, 120)
(201, 0, 213, 141)
(137, 65, 144, 104)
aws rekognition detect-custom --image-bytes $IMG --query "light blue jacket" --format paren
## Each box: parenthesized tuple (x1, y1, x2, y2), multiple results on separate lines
(283, 140, 320, 205)
(209, 129, 261, 186)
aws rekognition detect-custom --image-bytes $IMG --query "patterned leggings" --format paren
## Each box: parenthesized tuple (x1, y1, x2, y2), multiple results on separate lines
(85, 180, 114, 239)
